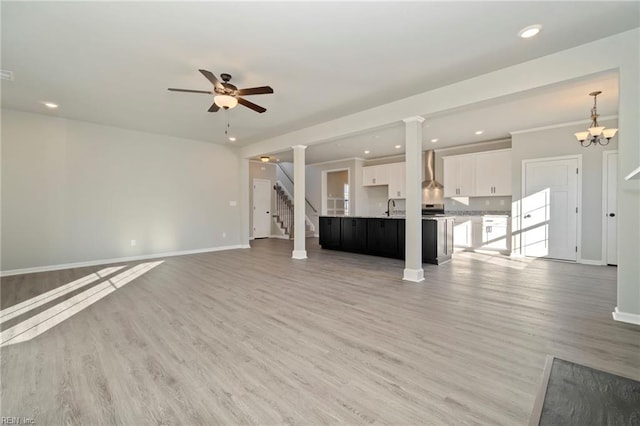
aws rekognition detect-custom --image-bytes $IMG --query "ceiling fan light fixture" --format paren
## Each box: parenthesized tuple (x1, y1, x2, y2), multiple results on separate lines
(214, 94, 238, 109)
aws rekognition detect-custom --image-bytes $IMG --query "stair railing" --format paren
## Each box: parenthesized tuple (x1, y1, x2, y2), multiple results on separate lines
(276, 163, 318, 214)
(273, 183, 294, 239)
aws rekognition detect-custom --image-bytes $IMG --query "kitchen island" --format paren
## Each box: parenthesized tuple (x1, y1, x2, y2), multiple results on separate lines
(319, 216, 454, 264)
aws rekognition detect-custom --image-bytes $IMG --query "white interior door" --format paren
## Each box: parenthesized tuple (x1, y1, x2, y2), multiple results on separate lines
(605, 152, 618, 265)
(253, 179, 271, 239)
(523, 157, 579, 261)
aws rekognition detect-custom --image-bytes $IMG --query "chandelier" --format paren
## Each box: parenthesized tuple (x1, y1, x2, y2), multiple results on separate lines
(574, 91, 618, 147)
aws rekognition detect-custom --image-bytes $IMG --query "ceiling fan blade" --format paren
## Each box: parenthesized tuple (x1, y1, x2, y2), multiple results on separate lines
(168, 88, 213, 94)
(237, 86, 274, 96)
(199, 69, 224, 90)
(237, 97, 267, 113)
(208, 102, 220, 113)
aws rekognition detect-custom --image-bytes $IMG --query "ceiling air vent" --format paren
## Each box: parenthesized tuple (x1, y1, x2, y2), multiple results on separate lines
(1, 69, 14, 81)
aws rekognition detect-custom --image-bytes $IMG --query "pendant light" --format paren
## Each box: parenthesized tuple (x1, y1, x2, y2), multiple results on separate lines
(574, 91, 618, 147)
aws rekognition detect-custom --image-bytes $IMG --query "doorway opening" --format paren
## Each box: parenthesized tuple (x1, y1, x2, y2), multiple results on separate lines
(322, 169, 350, 216)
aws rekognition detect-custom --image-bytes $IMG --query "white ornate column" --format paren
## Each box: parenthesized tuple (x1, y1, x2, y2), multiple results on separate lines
(403, 116, 425, 282)
(292, 145, 307, 259)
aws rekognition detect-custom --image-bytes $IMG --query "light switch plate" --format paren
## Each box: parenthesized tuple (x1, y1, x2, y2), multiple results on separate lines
(229, 201, 237, 207)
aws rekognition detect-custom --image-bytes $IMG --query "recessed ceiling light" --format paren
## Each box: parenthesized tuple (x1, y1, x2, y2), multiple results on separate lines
(364, 150, 371, 154)
(228, 137, 236, 142)
(394, 145, 402, 149)
(518, 24, 542, 39)
(475, 130, 484, 135)
(431, 138, 439, 143)
(43, 102, 58, 109)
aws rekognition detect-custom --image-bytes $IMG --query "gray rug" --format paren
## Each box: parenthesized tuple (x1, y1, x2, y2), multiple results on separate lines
(531, 357, 640, 426)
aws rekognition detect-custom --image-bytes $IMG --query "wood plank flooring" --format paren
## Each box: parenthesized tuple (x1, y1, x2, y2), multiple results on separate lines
(1, 239, 638, 425)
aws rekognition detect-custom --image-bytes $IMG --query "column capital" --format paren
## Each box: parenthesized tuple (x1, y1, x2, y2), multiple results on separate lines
(291, 145, 307, 150)
(402, 116, 425, 124)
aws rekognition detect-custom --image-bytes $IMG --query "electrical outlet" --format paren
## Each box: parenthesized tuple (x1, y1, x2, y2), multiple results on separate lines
(229, 201, 237, 207)
(222, 232, 227, 239)
(485, 200, 490, 206)
(500, 199, 505, 206)
(130, 239, 136, 247)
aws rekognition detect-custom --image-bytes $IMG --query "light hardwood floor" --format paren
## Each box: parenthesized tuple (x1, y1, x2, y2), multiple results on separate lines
(1, 238, 638, 425)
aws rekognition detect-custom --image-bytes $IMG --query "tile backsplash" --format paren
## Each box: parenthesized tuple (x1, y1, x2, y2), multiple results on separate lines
(445, 196, 512, 214)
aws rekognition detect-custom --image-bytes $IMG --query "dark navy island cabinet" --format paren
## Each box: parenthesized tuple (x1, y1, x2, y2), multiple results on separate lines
(319, 216, 454, 265)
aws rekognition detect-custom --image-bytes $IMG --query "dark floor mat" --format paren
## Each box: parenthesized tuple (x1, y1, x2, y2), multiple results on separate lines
(531, 357, 640, 426)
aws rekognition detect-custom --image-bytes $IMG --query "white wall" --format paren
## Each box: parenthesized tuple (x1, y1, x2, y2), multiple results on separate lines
(1, 109, 243, 272)
(510, 119, 618, 262)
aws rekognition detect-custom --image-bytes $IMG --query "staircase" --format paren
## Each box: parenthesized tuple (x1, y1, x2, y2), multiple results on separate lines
(273, 182, 315, 239)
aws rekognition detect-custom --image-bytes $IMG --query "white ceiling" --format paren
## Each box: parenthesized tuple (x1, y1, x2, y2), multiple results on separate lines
(2, 2, 638, 162)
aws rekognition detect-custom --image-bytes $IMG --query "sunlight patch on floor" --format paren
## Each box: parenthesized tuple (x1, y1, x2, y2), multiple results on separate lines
(0, 261, 163, 347)
(455, 250, 535, 270)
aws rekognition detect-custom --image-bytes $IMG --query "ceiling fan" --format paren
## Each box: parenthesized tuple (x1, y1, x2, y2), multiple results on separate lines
(168, 69, 273, 113)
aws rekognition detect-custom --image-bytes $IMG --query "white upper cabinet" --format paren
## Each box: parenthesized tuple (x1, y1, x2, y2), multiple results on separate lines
(443, 149, 512, 197)
(443, 155, 476, 197)
(362, 164, 390, 186)
(474, 150, 512, 196)
(387, 162, 406, 198)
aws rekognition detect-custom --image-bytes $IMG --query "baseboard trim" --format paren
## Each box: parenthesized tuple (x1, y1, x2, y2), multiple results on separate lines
(0, 244, 248, 277)
(403, 268, 425, 282)
(292, 250, 308, 260)
(270, 234, 291, 240)
(612, 307, 640, 325)
(580, 259, 604, 266)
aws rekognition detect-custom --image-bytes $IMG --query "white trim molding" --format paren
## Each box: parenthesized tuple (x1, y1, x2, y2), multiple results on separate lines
(402, 116, 425, 123)
(403, 268, 425, 282)
(292, 250, 308, 260)
(510, 115, 618, 135)
(612, 307, 640, 326)
(0, 244, 249, 277)
(579, 259, 604, 266)
(270, 234, 290, 240)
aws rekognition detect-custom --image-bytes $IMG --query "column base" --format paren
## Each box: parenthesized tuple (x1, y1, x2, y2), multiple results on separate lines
(612, 307, 640, 325)
(292, 250, 308, 260)
(403, 268, 425, 282)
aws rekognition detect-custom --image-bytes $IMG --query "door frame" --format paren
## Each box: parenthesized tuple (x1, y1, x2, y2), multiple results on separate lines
(601, 150, 618, 266)
(321, 168, 351, 216)
(252, 178, 272, 239)
(521, 154, 582, 262)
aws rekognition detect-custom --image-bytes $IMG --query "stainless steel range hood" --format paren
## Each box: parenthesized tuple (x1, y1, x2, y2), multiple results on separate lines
(422, 149, 444, 204)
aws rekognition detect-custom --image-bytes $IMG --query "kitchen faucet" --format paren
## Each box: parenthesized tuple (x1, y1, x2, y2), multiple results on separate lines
(385, 199, 396, 217)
